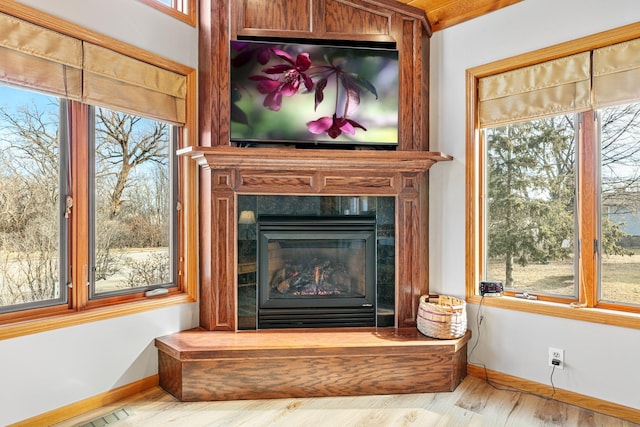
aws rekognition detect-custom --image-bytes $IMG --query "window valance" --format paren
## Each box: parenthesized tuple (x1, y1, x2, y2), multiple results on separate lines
(593, 37, 640, 109)
(0, 12, 186, 125)
(479, 38, 640, 128)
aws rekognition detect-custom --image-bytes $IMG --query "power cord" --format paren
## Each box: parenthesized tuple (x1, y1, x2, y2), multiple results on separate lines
(469, 295, 559, 400)
(468, 296, 502, 389)
(550, 364, 557, 398)
(467, 295, 485, 365)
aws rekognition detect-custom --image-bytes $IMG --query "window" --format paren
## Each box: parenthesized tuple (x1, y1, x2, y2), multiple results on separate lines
(0, 87, 67, 311)
(599, 101, 640, 307)
(137, 0, 196, 26)
(0, 8, 196, 332)
(484, 114, 577, 301)
(91, 107, 176, 297)
(467, 24, 640, 325)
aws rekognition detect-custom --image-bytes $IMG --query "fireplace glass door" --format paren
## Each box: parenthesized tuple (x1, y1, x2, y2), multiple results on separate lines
(258, 216, 376, 328)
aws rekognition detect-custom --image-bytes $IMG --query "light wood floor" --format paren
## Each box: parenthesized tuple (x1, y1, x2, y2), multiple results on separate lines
(53, 376, 638, 427)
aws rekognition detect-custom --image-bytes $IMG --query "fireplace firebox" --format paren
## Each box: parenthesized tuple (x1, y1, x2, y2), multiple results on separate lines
(257, 215, 377, 328)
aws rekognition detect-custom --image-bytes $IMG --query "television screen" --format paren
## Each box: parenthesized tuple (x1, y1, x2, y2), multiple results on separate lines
(230, 40, 399, 147)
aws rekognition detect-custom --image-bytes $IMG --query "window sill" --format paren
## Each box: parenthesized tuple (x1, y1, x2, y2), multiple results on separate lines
(466, 295, 640, 330)
(0, 293, 196, 340)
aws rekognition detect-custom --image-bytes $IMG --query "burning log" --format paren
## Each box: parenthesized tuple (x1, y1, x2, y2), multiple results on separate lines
(269, 259, 352, 296)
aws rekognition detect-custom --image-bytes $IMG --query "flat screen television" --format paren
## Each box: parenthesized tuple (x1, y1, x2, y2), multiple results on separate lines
(230, 40, 399, 147)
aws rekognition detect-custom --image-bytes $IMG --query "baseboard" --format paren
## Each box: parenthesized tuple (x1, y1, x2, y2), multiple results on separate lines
(467, 364, 640, 424)
(8, 375, 159, 427)
(11, 367, 639, 425)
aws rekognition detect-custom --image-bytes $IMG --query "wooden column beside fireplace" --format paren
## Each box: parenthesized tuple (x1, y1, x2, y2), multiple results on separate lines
(155, 0, 466, 402)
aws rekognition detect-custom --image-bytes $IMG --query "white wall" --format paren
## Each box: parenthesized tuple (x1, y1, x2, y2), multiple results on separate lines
(3, 0, 639, 423)
(430, 0, 640, 410)
(1, 1, 199, 425)
(15, 0, 198, 68)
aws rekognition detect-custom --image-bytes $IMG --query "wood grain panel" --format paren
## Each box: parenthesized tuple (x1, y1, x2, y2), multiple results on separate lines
(397, 195, 419, 327)
(325, 0, 392, 36)
(179, 146, 451, 172)
(215, 0, 231, 146)
(197, 0, 445, 332)
(211, 193, 235, 330)
(322, 174, 397, 194)
(238, 172, 315, 193)
(398, 17, 416, 150)
(398, 0, 523, 32)
(180, 353, 454, 400)
(578, 110, 597, 307)
(158, 352, 183, 400)
(198, 169, 214, 329)
(426, 0, 522, 32)
(241, 0, 312, 32)
(156, 328, 470, 401)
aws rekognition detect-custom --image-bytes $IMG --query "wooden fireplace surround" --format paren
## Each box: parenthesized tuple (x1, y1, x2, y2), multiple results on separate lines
(156, 0, 463, 402)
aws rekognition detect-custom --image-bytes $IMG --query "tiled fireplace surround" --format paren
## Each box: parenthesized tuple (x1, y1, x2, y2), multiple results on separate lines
(183, 146, 452, 330)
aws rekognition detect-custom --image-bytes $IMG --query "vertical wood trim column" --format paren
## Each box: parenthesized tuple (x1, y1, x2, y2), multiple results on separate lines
(210, 171, 236, 330)
(70, 102, 90, 309)
(578, 110, 598, 307)
(199, 0, 230, 148)
(198, 0, 234, 330)
(396, 172, 428, 327)
(198, 168, 214, 329)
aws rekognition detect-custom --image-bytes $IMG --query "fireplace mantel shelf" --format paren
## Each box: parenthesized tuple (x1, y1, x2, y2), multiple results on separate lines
(178, 146, 452, 173)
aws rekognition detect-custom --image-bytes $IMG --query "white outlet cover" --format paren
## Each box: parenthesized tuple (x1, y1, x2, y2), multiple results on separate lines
(548, 347, 565, 369)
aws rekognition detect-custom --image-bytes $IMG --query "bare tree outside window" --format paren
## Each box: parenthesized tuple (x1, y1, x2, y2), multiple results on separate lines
(92, 108, 172, 294)
(600, 102, 640, 305)
(0, 86, 62, 308)
(0, 86, 174, 309)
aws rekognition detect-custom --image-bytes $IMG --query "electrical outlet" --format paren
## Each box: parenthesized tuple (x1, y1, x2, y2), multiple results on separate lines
(548, 347, 565, 369)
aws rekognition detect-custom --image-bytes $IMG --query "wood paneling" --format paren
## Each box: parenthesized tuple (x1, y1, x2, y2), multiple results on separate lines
(196, 0, 449, 330)
(240, 0, 312, 32)
(211, 178, 235, 331)
(324, 0, 393, 36)
(156, 328, 470, 401)
(395, 0, 523, 32)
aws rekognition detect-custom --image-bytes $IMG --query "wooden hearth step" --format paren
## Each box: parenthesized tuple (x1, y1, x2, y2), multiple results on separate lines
(155, 327, 471, 402)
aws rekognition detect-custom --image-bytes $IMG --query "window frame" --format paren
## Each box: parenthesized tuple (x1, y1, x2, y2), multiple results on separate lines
(87, 107, 179, 300)
(137, 0, 196, 27)
(0, 2, 197, 338)
(466, 22, 640, 330)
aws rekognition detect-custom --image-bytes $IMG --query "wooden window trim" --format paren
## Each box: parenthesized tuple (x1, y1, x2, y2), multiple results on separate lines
(466, 22, 640, 331)
(137, 0, 196, 27)
(0, 1, 198, 338)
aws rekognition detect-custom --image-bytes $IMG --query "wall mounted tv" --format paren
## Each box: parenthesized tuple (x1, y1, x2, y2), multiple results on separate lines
(230, 40, 399, 148)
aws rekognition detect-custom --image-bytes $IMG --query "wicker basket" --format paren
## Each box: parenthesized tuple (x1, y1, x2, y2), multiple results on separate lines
(416, 294, 467, 339)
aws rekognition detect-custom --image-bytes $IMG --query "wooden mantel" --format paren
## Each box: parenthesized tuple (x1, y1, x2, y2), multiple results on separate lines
(179, 146, 452, 172)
